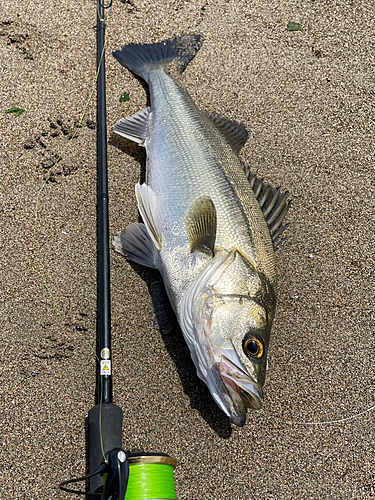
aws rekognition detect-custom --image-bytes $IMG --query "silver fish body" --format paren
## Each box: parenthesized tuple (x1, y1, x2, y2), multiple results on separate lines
(113, 35, 289, 426)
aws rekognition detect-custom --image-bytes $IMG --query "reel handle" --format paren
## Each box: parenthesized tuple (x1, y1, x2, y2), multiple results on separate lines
(59, 446, 128, 500)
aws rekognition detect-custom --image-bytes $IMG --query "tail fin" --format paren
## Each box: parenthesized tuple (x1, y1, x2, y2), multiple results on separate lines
(112, 34, 202, 82)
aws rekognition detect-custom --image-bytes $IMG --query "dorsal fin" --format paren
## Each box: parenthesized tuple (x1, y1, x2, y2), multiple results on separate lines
(243, 165, 291, 249)
(185, 196, 217, 255)
(204, 111, 249, 154)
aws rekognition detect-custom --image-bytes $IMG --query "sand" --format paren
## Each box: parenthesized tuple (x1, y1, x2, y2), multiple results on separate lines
(1, 0, 375, 498)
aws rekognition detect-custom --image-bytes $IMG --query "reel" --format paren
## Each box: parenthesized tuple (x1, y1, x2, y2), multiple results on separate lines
(59, 449, 177, 500)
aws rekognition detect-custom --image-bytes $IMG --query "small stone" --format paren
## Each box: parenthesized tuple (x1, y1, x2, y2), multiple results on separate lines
(86, 119, 95, 129)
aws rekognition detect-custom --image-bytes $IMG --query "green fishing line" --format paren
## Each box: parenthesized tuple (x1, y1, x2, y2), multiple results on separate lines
(125, 462, 176, 500)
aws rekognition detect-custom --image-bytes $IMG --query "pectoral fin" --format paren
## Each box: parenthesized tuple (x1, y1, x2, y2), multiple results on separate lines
(113, 107, 150, 146)
(185, 196, 217, 256)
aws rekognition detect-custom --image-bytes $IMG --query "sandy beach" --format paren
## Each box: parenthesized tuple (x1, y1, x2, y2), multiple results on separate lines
(1, 0, 375, 498)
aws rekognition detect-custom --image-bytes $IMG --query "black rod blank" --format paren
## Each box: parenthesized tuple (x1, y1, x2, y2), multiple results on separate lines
(89, 3, 123, 497)
(97, 0, 112, 405)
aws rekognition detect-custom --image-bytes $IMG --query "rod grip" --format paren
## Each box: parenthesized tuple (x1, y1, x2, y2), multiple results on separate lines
(88, 403, 123, 497)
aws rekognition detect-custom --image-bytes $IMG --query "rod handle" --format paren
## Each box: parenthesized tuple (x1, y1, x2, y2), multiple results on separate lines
(88, 403, 123, 498)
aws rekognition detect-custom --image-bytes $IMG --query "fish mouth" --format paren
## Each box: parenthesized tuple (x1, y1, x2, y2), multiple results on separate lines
(217, 350, 263, 426)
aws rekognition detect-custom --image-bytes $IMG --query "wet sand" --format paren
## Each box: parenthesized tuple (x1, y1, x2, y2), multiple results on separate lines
(1, 0, 375, 498)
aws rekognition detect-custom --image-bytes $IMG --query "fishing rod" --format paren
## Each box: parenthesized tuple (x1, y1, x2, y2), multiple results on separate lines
(59, 2, 178, 499)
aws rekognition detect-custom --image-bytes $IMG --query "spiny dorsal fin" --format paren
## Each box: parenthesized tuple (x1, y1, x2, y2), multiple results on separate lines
(204, 111, 249, 154)
(113, 107, 150, 146)
(244, 165, 291, 250)
(185, 196, 217, 255)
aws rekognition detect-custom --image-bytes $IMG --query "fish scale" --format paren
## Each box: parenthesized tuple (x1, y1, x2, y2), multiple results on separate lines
(146, 69, 276, 299)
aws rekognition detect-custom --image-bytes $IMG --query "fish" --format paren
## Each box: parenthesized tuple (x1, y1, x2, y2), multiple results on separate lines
(112, 35, 290, 426)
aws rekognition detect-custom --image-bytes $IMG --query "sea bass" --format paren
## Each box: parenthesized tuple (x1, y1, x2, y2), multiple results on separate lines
(113, 35, 289, 426)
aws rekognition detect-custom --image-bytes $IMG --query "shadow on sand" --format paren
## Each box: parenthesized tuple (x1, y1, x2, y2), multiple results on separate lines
(130, 262, 233, 439)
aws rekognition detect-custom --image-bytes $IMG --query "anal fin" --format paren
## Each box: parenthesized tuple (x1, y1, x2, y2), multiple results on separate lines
(113, 107, 150, 146)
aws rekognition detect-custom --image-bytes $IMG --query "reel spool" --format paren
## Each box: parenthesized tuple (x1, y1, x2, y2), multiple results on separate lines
(126, 451, 178, 500)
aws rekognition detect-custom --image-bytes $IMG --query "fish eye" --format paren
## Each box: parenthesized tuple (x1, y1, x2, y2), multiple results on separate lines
(243, 335, 264, 359)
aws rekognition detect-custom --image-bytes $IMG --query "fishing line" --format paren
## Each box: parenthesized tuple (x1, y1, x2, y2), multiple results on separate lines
(259, 397, 375, 426)
(126, 465, 176, 500)
(287, 403, 375, 426)
(97, 0, 113, 21)
(32, 1, 113, 465)
(32, 4, 111, 352)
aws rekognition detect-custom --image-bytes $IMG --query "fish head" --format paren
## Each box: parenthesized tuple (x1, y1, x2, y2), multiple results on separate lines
(181, 249, 274, 426)
(194, 288, 269, 426)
